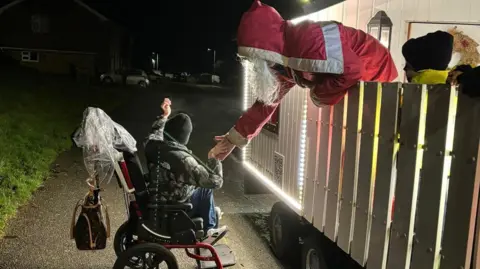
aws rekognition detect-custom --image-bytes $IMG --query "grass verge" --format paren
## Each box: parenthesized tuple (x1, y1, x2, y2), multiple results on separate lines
(0, 67, 129, 236)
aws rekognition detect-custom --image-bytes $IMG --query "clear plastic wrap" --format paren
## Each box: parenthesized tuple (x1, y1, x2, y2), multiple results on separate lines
(72, 107, 137, 185)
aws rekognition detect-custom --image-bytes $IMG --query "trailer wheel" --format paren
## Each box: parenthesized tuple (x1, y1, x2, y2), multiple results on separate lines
(269, 202, 300, 261)
(301, 235, 328, 269)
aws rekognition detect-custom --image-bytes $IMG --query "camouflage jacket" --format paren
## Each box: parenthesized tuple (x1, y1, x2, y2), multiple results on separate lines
(144, 116, 223, 203)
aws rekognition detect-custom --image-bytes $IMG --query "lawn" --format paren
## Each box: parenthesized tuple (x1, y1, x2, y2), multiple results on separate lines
(0, 66, 128, 235)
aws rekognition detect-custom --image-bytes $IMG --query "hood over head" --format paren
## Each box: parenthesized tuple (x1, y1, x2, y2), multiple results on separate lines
(237, 0, 286, 66)
(237, 0, 345, 74)
(164, 113, 193, 145)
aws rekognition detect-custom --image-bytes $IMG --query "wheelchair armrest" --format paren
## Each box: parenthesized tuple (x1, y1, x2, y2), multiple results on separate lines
(148, 203, 193, 211)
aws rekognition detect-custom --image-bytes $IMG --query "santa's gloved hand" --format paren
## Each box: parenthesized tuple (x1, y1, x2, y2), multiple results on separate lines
(452, 66, 480, 98)
(209, 135, 236, 161)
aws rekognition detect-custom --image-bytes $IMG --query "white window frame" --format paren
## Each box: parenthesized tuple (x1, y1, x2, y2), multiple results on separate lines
(21, 51, 39, 62)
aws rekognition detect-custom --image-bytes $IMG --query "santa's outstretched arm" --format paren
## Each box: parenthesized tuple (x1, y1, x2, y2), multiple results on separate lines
(227, 77, 296, 148)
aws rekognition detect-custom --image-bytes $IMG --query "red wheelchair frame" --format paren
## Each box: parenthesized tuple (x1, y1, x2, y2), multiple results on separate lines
(116, 159, 225, 268)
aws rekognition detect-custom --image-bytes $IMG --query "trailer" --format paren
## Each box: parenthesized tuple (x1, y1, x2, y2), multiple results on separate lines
(241, 1, 480, 269)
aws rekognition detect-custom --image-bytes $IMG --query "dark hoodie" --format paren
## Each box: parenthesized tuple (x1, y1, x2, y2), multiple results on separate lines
(144, 113, 223, 205)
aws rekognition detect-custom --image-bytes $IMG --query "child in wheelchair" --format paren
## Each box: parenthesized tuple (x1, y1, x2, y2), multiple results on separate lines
(144, 98, 227, 238)
(72, 103, 236, 268)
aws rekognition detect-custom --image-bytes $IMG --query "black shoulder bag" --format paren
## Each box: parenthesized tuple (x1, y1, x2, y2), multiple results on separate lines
(70, 184, 111, 250)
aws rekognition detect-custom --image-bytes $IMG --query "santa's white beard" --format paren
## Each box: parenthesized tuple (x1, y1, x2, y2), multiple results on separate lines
(243, 58, 279, 105)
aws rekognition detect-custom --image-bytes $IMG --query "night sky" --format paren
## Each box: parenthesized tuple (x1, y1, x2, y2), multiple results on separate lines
(85, 0, 330, 73)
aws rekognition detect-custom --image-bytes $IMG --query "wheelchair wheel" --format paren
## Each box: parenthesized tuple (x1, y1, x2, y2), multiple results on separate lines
(113, 243, 178, 269)
(114, 221, 138, 257)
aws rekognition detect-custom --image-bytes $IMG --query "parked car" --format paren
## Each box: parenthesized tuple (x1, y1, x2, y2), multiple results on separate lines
(147, 70, 162, 83)
(199, 73, 221, 84)
(173, 72, 188, 82)
(100, 69, 150, 87)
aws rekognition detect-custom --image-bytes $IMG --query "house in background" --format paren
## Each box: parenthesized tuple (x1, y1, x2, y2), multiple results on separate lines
(0, 0, 132, 80)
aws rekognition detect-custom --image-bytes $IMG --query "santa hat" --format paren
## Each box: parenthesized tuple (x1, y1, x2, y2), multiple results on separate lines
(236, 0, 286, 65)
(402, 31, 454, 71)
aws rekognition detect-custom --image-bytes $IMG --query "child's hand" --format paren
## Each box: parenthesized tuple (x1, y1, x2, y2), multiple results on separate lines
(161, 98, 172, 118)
(209, 135, 236, 160)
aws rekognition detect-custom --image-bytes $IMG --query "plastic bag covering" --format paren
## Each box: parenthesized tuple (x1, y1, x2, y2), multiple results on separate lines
(72, 107, 137, 185)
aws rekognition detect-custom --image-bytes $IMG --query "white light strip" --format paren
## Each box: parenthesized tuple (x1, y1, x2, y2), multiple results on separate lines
(244, 161, 302, 213)
(298, 92, 308, 202)
(291, 10, 321, 24)
(242, 62, 251, 163)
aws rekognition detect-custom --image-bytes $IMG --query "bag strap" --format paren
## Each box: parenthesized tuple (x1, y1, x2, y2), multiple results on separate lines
(102, 199, 111, 238)
(82, 213, 95, 249)
(70, 199, 85, 240)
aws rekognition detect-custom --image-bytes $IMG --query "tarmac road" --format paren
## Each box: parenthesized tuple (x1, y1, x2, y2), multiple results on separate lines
(0, 82, 285, 269)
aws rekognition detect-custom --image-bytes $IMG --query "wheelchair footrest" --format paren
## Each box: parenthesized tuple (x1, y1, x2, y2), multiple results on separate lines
(201, 229, 228, 246)
(199, 244, 236, 269)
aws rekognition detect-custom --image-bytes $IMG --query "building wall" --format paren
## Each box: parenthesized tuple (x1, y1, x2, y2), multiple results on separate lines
(0, 0, 109, 53)
(5, 49, 95, 76)
(0, 0, 128, 74)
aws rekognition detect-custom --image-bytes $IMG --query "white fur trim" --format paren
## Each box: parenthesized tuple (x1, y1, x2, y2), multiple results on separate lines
(238, 24, 344, 74)
(226, 127, 249, 148)
(238, 47, 286, 66)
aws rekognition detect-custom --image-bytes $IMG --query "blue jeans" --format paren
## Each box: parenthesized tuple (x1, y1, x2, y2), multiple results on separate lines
(189, 188, 217, 232)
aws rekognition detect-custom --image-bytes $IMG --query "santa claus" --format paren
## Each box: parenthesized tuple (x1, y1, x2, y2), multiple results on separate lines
(209, 0, 398, 160)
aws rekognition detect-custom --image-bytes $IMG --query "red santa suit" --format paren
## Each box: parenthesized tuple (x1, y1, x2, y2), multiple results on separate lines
(227, 0, 398, 148)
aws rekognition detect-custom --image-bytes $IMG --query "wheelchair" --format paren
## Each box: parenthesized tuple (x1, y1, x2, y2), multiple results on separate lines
(112, 151, 236, 269)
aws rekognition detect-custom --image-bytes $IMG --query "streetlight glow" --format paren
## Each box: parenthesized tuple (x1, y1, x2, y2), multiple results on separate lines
(207, 48, 216, 75)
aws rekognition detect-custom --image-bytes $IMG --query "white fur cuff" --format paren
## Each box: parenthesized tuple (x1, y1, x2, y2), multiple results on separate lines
(226, 127, 249, 149)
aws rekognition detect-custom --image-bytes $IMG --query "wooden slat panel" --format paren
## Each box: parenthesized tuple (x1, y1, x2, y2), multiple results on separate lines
(367, 83, 400, 269)
(387, 84, 428, 269)
(282, 89, 293, 194)
(410, 85, 456, 269)
(337, 86, 362, 253)
(325, 98, 347, 241)
(313, 106, 332, 231)
(277, 87, 305, 196)
(303, 98, 321, 222)
(351, 82, 381, 266)
(440, 93, 480, 269)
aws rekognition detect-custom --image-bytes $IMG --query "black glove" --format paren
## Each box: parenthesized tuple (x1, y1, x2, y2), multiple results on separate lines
(457, 66, 480, 98)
